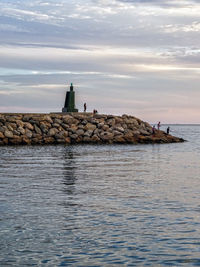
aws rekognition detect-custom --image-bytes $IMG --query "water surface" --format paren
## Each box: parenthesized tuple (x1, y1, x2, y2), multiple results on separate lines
(0, 125, 200, 266)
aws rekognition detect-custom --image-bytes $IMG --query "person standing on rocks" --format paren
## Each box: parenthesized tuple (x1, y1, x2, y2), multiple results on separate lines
(84, 103, 87, 112)
(157, 121, 161, 130)
(166, 126, 170, 135)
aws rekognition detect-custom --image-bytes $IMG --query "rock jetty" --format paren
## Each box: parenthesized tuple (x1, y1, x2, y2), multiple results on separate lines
(0, 113, 184, 145)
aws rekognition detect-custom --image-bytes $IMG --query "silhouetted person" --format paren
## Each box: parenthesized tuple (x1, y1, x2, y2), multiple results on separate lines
(157, 121, 161, 130)
(84, 103, 87, 112)
(167, 126, 170, 134)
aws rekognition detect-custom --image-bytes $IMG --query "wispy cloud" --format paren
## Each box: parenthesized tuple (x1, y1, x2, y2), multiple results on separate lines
(0, 0, 200, 122)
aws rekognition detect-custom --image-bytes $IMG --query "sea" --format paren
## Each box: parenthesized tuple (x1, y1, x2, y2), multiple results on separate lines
(0, 125, 200, 266)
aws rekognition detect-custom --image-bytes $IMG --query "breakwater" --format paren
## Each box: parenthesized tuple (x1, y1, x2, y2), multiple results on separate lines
(0, 113, 184, 145)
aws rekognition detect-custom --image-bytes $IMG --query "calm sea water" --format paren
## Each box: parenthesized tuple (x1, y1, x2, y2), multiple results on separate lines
(0, 125, 200, 266)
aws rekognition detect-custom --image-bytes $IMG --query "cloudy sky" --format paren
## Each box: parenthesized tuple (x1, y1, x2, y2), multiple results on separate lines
(0, 0, 200, 123)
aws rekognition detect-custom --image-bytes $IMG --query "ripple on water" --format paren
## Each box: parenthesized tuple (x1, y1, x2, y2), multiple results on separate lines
(1, 126, 200, 265)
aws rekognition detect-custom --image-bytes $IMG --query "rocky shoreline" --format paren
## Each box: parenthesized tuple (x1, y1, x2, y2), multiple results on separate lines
(0, 113, 184, 145)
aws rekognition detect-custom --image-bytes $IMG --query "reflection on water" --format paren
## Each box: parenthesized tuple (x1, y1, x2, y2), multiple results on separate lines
(62, 148, 77, 194)
(0, 125, 200, 266)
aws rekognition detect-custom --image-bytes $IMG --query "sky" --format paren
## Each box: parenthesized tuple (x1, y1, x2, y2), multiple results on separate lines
(0, 0, 200, 123)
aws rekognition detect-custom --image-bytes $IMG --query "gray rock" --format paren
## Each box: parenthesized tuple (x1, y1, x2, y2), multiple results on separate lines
(24, 122, 34, 130)
(97, 122, 104, 129)
(100, 131, 114, 141)
(18, 126, 25, 135)
(4, 130, 14, 138)
(34, 124, 42, 135)
(81, 120, 88, 125)
(48, 128, 58, 136)
(16, 120, 24, 127)
(70, 134, 78, 139)
(13, 130, 20, 136)
(0, 116, 6, 123)
(76, 129, 85, 136)
(52, 123, 60, 128)
(61, 123, 69, 130)
(25, 129, 33, 138)
(84, 130, 93, 137)
(114, 126, 124, 133)
(140, 129, 151, 136)
(40, 124, 48, 134)
(102, 125, 109, 131)
(54, 118, 62, 124)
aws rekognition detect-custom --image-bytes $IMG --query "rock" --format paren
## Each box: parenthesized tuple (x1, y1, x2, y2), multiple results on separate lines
(25, 128, 33, 138)
(43, 137, 55, 144)
(56, 138, 66, 144)
(0, 132, 4, 139)
(18, 126, 26, 135)
(16, 120, 24, 127)
(140, 129, 151, 136)
(54, 118, 62, 124)
(102, 125, 109, 131)
(81, 119, 88, 125)
(61, 123, 69, 130)
(32, 137, 43, 145)
(6, 122, 17, 130)
(113, 135, 126, 143)
(9, 136, 22, 145)
(65, 137, 71, 144)
(114, 126, 124, 133)
(106, 119, 115, 127)
(70, 134, 78, 140)
(84, 123, 96, 131)
(74, 136, 82, 143)
(52, 123, 60, 128)
(100, 132, 114, 141)
(78, 124, 84, 129)
(24, 122, 34, 130)
(48, 128, 58, 137)
(23, 115, 32, 122)
(97, 122, 104, 129)
(7, 124, 14, 131)
(6, 116, 22, 122)
(113, 130, 122, 136)
(115, 117, 123, 124)
(0, 126, 5, 133)
(13, 130, 20, 136)
(76, 129, 84, 136)
(4, 130, 14, 138)
(124, 134, 136, 143)
(0, 115, 6, 123)
(91, 135, 101, 142)
(63, 116, 79, 125)
(40, 122, 49, 134)
(55, 131, 68, 139)
(68, 125, 78, 133)
(3, 138, 8, 145)
(22, 136, 31, 145)
(83, 136, 91, 142)
(84, 130, 93, 137)
(93, 128, 100, 135)
(34, 124, 42, 135)
(43, 115, 53, 124)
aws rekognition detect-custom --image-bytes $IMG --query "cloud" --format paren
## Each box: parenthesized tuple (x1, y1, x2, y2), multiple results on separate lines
(0, 0, 200, 122)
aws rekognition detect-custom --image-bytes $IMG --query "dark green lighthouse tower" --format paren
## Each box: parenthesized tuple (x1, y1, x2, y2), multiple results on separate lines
(62, 83, 78, 113)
